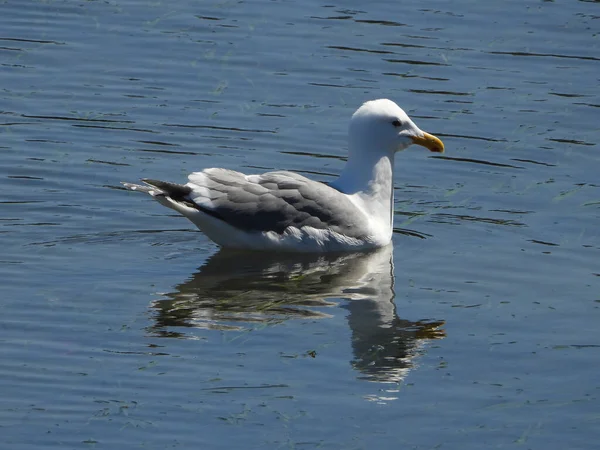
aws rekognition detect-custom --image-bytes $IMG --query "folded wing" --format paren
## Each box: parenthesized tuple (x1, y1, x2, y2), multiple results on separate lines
(186, 168, 370, 239)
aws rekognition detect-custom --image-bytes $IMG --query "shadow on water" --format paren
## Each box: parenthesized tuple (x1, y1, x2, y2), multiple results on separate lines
(148, 246, 445, 383)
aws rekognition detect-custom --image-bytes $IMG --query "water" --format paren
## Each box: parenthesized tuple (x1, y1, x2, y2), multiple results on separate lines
(1, 0, 599, 448)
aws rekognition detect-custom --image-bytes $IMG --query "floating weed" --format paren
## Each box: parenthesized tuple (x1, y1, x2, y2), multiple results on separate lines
(137, 360, 157, 370)
(582, 200, 600, 207)
(218, 404, 251, 425)
(212, 81, 228, 95)
(90, 400, 140, 428)
(396, 212, 428, 228)
(70, 110, 108, 121)
(514, 421, 543, 444)
(521, 177, 555, 195)
(553, 183, 586, 202)
(444, 183, 464, 197)
(430, 213, 526, 227)
(144, 11, 177, 28)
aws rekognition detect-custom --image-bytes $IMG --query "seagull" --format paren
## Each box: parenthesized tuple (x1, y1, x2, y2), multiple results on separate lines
(123, 99, 444, 252)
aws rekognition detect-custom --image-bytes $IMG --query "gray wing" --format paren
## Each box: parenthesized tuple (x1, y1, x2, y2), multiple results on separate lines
(186, 168, 370, 238)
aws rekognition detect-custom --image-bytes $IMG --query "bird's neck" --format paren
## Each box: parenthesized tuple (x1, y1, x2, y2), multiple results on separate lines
(331, 146, 396, 234)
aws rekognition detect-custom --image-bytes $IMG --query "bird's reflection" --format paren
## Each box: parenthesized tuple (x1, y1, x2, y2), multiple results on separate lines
(149, 245, 444, 383)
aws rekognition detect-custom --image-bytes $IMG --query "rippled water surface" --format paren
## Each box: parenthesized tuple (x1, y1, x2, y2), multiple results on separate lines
(1, 0, 599, 448)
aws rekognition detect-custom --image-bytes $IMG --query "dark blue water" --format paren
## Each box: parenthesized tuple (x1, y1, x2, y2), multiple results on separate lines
(1, 1, 599, 448)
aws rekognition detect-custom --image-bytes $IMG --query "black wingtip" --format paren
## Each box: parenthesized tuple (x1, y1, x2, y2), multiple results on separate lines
(142, 178, 193, 200)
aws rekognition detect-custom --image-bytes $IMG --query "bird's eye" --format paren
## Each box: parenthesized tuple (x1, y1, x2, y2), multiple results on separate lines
(392, 119, 402, 127)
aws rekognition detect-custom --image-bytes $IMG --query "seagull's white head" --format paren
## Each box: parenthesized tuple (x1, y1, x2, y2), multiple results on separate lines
(349, 99, 444, 155)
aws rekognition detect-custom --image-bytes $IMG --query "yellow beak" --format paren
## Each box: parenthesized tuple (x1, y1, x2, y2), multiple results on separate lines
(412, 132, 444, 153)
